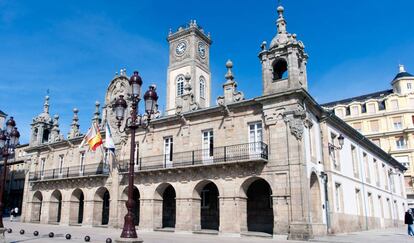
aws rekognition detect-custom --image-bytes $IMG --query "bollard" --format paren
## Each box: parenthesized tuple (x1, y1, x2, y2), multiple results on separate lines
(84, 235, 90, 242)
(65, 233, 71, 240)
(49, 232, 54, 238)
(19, 229, 25, 235)
(106, 238, 112, 243)
(7, 228, 12, 233)
(33, 231, 39, 236)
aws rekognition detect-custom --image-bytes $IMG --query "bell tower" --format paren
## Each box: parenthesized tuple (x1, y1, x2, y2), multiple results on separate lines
(166, 20, 212, 115)
(259, 5, 308, 95)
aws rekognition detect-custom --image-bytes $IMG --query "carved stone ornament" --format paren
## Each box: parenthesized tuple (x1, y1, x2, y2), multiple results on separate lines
(284, 105, 306, 140)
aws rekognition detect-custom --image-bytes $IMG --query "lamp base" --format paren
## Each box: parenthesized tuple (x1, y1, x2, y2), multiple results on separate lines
(115, 238, 144, 243)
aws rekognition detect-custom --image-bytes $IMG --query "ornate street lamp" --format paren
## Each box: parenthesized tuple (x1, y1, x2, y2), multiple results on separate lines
(114, 71, 158, 241)
(328, 134, 344, 151)
(0, 117, 20, 230)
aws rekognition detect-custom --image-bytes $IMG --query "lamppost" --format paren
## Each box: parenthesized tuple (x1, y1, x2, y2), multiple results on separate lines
(113, 71, 158, 242)
(0, 117, 20, 231)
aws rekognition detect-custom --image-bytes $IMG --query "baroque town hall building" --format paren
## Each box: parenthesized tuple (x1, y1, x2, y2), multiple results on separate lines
(21, 5, 406, 240)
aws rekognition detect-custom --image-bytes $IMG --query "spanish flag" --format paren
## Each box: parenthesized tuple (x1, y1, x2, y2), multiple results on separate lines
(79, 122, 103, 151)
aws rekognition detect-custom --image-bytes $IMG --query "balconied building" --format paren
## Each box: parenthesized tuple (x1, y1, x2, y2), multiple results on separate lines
(323, 65, 414, 207)
(20, 4, 406, 240)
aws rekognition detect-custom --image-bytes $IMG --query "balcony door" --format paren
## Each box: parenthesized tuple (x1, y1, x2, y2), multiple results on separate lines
(249, 122, 263, 157)
(164, 137, 173, 168)
(202, 130, 214, 164)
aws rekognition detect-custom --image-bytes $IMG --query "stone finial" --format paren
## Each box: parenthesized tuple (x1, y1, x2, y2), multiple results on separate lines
(225, 60, 235, 83)
(120, 68, 127, 76)
(217, 60, 244, 106)
(399, 64, 406, 73)
(43, 96, 50, 114)
(92, 101, 101, 125)
(50, 114, 63, 142)
(68, 108, 80, 138)
(277, 5, 285, 19)
(261, 41, 267, 51)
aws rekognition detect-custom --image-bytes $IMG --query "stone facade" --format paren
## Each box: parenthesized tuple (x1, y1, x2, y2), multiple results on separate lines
(20, 4, 406, 241)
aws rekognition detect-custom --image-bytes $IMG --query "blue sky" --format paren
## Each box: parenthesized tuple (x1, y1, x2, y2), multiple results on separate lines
(1, 0, 413, 143)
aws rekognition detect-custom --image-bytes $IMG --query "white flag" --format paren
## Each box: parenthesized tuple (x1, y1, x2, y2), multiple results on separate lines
(105, 122, 115, 154)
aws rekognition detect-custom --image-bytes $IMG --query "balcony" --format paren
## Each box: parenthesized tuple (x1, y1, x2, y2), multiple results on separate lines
(29, 162, 109, 182)
(119, 142, 268, 173)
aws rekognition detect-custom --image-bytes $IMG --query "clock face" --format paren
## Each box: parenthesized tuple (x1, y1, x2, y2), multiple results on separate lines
(198, 42, 206, 59)
(175, 41, 187, 56)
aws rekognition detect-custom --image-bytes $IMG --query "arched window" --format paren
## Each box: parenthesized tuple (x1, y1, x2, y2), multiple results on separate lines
(199, 76, 206, 99)
(176, 75, 184, 96)
(272, 58, 288, 80)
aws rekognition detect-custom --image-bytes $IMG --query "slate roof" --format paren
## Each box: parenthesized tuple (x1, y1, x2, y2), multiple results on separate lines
(321, 89, 393, 108)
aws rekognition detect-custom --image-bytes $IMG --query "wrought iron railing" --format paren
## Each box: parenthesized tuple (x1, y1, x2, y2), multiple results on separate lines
(119, 142, 268, 173)
(29, 162, 109, 182)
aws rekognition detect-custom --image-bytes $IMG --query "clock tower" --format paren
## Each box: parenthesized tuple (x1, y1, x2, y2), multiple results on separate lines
(166, 20, 212, 115)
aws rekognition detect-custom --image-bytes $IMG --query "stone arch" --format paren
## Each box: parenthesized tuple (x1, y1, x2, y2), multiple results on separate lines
(49, 189, 62, 223)
(154, 183, 176, 229)
(93, 187, 110, 226)
(69, 188, 84, 225)
(272, 58, 288, 80)
(120, 186, 140, 226)
(310, 172, 323, 223)
(31, 191, 43, 222)
(240, 177, 274, 234)
(193, 180, 220, 231)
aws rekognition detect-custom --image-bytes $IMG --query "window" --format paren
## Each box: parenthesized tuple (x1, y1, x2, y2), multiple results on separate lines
(355, 189, 363, 216)
(392, 117, 403, 130)
(361, 103, 367, 113)
(40, 158, 46, 177)
(335, 108, 344, 118)
(363, 153, 371, 183)
(408, 83, 412, 90)
(383, 164, 389, 190)
(335, 183, 343, 212)
(202, 130, 214, 161)
(164, 137, 173, 167)
(374, 159, 380, 187)
(79, 152, 85, 173)
(176, 75, 184, 96)
(396, 156, 410, 169)
(345, 106, 351, 116)
(386, 198, 392, 219)
(351, 145, 359, 178)
(378, 195, 384, 218)
(371, 139, 380, 147)
(249, 122, 263, 153)
(199, 76, 205, 99)
(410, 98, 414, 108)
(352, 106, 359, 116)
(395, 136, 406, 149)
(58, 155, 64, 175)
(353, 122, 362, 132)
(368, 193, 374, 217)
(330, 133, 340, 170)
(378, 100, 386, 111)
(309, 125, 317, 160)
(367, 103, 376, 114)
(390, 99, 399, 110)
(412, 115, 414, 126)
(370, 120, 379, 132)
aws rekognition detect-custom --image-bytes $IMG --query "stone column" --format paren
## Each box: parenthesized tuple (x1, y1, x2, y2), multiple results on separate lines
(273, 195, 290, 234)
(138, 198, 155, 230)
(191, 198, 201, 231)
(118, 199, 127, 228)
(40, 201, 49, 224)
(175, 197, 193, 231)
(82, 200, 95, 226)
(152, 199, 163, 229)
(219, 196, 242, 234)
(59, 200, 70, 225)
